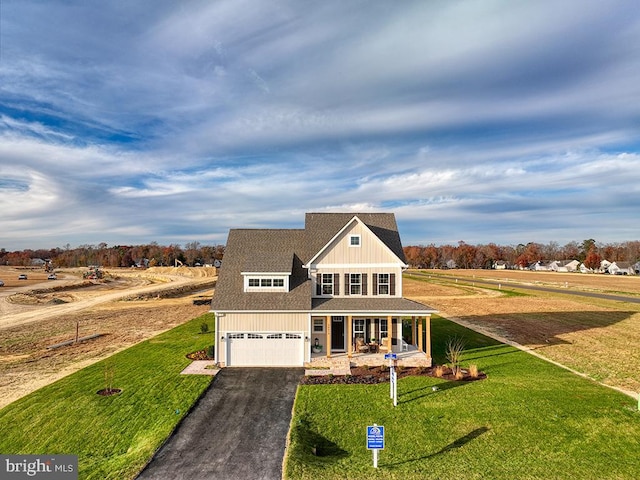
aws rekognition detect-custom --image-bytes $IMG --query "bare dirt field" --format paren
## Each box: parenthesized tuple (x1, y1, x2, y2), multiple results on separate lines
(418, 268, 640, 294)
(404, 270, 640, 396)
(0, 266, 216, 409)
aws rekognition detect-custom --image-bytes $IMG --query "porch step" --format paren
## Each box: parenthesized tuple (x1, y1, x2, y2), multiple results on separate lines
(305, 357, 352, 376)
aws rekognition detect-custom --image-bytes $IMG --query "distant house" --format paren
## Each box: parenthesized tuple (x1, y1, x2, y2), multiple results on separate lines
(493, 261, 507, 270)
(549, 260, 580, 273)
(531, 261, 551, 271)
(607, 262, 635, 275)
(599, 259, 612, 273)
(579, 263, 594, 274)
(210, 213, 437, 367)
(30, 258, 46, 267)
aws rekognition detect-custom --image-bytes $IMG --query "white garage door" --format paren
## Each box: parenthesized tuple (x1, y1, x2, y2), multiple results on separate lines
(226, 332, 304, 367)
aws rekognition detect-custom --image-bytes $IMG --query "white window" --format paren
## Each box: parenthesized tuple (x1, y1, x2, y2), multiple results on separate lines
(378, 273, 390, 295)
(313, 318, 324, 333)
(267, 333, 282, 339)
(228, 333, 244, 339)
(349, 235, 361, 247)
(354, 319, 365, 338)
(247, 333, 263, 339)
(380, 319, 388, 339)
(286, 333, 302, 339)
(322, 273, 333, 295)
(245, 276, 287, 291)
(350, 273, 361, 295)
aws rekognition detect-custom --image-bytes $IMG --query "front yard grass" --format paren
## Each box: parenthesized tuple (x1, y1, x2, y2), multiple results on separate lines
(286, 316, 640, 479)
(0, 313, 215, 480)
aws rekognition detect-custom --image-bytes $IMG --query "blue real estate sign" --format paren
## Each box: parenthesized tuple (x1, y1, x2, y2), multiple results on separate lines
(367, 425, 385, 450)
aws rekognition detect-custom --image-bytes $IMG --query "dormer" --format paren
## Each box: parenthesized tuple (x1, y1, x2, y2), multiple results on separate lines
(241, 252, 292, 292)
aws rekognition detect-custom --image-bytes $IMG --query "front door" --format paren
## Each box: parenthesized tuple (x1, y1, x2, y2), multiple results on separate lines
(331, 316, 345, 351)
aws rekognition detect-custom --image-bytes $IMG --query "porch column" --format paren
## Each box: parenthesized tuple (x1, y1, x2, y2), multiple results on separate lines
(417, 317, 424, 353)
(347, 315, 353, 358)
(411, 316, 416, 346)
(326, 316, 331, 358)
(425, 315, 432, 361)
(387, 315, 393, 352)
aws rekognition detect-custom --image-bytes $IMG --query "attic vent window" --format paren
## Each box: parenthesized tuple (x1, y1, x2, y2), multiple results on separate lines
(349, 235, 361, 247)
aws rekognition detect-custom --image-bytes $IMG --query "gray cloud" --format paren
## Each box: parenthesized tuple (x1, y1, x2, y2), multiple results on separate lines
(1, 0, 640, 250)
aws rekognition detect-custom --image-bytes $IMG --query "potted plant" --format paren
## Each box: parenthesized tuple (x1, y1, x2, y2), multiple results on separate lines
(312, 338, 323, 353)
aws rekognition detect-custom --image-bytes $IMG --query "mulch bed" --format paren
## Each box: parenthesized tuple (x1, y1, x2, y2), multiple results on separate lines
(301, 365, 487, 385)
(186, 348, 214, 360)
(96, 388, 122, 396)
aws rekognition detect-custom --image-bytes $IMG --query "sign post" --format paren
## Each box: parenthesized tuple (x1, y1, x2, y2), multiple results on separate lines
(366, 424, 385, 468)
(385, 353, 398, 406)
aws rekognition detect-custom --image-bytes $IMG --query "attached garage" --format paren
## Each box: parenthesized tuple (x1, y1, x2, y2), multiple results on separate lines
(225, 332, 305, 367)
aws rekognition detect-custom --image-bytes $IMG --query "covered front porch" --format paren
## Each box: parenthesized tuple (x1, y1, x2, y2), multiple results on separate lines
(310, 314, 432, 366)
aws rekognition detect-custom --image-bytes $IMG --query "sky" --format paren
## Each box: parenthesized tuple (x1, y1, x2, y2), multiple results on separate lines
(1, 0, 640, 251)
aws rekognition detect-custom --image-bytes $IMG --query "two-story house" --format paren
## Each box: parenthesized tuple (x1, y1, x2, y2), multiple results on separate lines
(210, 213, 436, 367)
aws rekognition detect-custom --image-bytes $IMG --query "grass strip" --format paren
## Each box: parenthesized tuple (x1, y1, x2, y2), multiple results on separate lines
(286, 316, 640, 479)
(0, 313, 215, 479)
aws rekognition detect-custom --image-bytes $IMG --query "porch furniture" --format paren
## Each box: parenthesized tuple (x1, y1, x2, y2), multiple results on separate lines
(368, 342, 379, 353)
(378, 337, 390, 353)
(355, 337, 369, 353)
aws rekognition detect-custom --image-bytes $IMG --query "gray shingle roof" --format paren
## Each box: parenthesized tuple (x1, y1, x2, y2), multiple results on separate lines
(312, 297, 436, 313)
(210, 229, 310, 311)
(211, 213, 431, 313)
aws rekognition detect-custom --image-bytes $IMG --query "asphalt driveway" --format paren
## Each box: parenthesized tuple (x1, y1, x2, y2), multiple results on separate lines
(136, 368, 303, 480)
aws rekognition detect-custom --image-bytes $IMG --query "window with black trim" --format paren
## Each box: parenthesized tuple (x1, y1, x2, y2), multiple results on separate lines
(378, 273, 390, 295)
(322, 273, 333, 295)
(349, 235, 361, 247)
(350, 273, 361, 295)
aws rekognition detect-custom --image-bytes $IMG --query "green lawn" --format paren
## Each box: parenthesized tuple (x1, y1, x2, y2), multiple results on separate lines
(286, 316, 640, 479)
(0, 313, 215, 480)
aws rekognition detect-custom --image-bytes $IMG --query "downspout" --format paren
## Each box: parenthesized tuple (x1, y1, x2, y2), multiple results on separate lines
(214, 312, 220, 365)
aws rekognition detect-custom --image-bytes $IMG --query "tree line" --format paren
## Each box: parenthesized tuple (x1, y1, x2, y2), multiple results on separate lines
(402, 239, 640, 269)
(4, 238, 639, 271)
(0, 242, 225, 268)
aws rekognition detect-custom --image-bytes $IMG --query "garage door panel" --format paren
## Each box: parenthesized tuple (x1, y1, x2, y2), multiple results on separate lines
(227, 332, 303, 367)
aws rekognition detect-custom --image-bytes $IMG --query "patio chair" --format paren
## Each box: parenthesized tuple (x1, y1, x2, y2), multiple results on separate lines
(355, 337, 369, 353)
(378, 337, 390, 352)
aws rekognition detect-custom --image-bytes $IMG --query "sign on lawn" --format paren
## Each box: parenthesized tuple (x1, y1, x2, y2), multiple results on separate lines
(367, 425, 385, 450)
(384, 353, 397, 360)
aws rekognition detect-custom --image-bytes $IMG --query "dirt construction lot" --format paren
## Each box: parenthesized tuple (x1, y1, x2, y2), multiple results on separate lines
(404, 269, 640, 396)
(1, 266, 638, 409)
(0, 266, 216, 409)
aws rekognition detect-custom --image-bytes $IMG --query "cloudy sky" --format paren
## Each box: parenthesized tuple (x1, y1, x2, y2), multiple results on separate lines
(1, 0, 639, 250)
